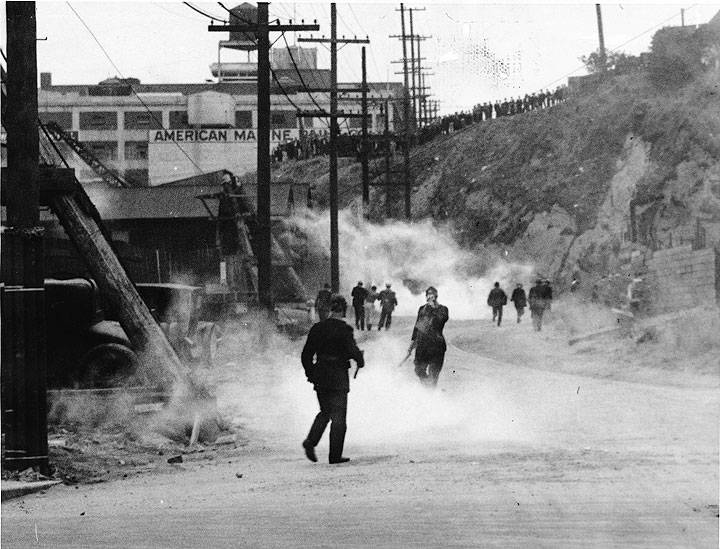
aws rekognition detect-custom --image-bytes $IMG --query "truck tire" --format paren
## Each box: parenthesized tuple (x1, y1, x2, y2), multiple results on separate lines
(79, 343, 140, 389)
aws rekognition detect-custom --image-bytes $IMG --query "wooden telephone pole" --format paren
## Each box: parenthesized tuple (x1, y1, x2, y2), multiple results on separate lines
(595, 4, 607, 73)
(209, 4, 318, 308)
(297, 4, 369, 293)
(2, 0, 48, 473)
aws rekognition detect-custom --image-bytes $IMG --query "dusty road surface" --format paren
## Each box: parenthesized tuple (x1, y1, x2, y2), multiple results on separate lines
(2, 315, 718, 548)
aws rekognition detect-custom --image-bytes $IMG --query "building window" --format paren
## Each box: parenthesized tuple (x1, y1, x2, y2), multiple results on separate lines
(124, 111, 163, 130)
(83, 141, 118, 161)
(79, 111, 118, 130)
(235, 110, 253, 128)
(125, 169, 149, 186)
(124, 141, 148, 160)
(169, 111, 189, 129)
(39, 111, 73, 130)
(300, 116, 314, 129)
(270, 110, 296, 129)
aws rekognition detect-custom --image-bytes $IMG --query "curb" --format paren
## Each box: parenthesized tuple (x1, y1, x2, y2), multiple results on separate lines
(1, 480, 62, 502)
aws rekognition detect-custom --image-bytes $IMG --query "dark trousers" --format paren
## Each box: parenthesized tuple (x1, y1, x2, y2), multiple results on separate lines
(414, 354, 445, 387)
(515, 306, 525, 323)
(378, 308, 393, 330)
(492, 305, 503, 326)
(531, 306, 544, 331)
(306, 390, 348, 461)
(353, 304, 365, 330)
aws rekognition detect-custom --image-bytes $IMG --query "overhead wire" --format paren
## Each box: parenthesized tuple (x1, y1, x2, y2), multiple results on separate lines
(182, 2, 227, 23)
(214, 2, 329, 129)
(66, 2, 206, 176)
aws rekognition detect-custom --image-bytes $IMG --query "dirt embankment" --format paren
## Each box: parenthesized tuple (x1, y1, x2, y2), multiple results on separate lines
(270, 67, 720, 295)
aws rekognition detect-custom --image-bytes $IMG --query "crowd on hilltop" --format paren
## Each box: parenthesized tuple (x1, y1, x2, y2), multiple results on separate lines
(417, 84, 569, 145)
(273, 84, 569, 161)
(272, 133, 393, 164)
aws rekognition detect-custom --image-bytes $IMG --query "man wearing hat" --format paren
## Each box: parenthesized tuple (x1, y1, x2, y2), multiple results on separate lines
(350, 281, 368, 330)
(301, 295, 365, 464)
(377, 283, 398, 330)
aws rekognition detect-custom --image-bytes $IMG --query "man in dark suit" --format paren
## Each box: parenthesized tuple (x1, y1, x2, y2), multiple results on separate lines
(510, 283, 527, 323)
(301, 295, 364, 464)
(377, 283, 398, 330)
(487, 281, 508, 327)
(350, 281, 368, 330)
(408, 286, 449, 387)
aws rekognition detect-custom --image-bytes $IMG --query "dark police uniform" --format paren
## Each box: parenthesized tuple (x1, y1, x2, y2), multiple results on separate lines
(302, 315, 364, 463)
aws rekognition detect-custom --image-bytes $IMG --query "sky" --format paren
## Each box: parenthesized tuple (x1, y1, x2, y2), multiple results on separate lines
(1, 1, 718, 113)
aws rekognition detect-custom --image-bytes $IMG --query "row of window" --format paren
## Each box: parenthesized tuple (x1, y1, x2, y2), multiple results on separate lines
(81, 141, 148, 161)
(40, 109, 373, 132)
(39, 110, 327, 131)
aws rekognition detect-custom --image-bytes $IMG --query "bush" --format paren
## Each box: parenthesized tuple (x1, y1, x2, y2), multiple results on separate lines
(648, 27, 705, 88)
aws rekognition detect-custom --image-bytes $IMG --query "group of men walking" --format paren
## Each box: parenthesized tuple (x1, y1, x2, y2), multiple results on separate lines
(302, 278, 555, 465)
(486, 278, 553, 331)
(315, 281, 398, 331)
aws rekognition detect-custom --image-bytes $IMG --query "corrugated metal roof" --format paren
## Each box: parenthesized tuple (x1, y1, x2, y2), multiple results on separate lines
(81, 179, 303, 220)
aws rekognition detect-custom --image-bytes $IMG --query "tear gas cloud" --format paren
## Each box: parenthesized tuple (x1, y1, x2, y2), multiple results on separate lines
(288, 208, 534, 319)
(214, 325, 576, 453)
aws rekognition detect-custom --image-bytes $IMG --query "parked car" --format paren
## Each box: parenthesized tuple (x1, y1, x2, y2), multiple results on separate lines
(135, 283, 222, 368)
(45, 278, 140, 389)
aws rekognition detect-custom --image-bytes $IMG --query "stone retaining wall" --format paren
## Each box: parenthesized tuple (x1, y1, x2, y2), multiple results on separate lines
(644, 245, 717, 314)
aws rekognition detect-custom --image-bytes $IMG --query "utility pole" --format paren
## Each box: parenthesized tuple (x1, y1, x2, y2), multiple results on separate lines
(681, 8, 685, 27)
(361, 47, 369, 218)
(2, 0, 48, 474)
(595, 4, 606, 74)
(209, 4, 318, 310)
(383, 99, 392, 218)
(409, 8, 418, 129)
(297, 4, 368, 293)
(399, 4, 412, 218)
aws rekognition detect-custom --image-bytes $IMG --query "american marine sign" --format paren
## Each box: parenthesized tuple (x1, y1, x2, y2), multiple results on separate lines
(150, 128, 295, 143)
(148, 127, 299, 185)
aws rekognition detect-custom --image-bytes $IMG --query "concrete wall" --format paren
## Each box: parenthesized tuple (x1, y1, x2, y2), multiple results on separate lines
(645, 245, 717, 314)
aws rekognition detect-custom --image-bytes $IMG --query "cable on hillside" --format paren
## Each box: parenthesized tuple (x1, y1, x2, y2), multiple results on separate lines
(66, 2, 206, 177)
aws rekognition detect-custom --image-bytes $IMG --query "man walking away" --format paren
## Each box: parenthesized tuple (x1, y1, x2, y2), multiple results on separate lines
(377, 283, 398, 330)
(364, 285, 379, 331)
(487, 282, 508, 327)
(510, 283, 527, 323)
(408, 286, 449, 387)
(350, 281, 368, 330)
(315, 283, 332, 321)
(528, 279, 545, 331)
(301, 295, 364, 464)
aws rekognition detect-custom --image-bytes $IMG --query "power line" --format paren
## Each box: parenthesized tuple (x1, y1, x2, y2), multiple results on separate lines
(280, 32, 330, 128)
(183, 2, 227, 23)
(66, 1, 206, 177)
(211, 4, 329, 129)
(537, 4, 698, 92)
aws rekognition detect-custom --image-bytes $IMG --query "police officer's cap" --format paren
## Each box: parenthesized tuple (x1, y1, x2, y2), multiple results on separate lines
(330, 294, 347, 313)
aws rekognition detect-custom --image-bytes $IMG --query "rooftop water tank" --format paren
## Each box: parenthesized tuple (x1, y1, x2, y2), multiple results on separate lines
(187, 91, 235, 127)
(227, 3, 258, 51)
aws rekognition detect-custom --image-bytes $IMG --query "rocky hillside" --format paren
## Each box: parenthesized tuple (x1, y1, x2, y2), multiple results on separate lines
(270, 30, 720, 293)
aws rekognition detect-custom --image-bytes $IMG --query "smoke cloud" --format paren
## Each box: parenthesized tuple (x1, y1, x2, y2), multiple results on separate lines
(288, 208, 534, 319)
